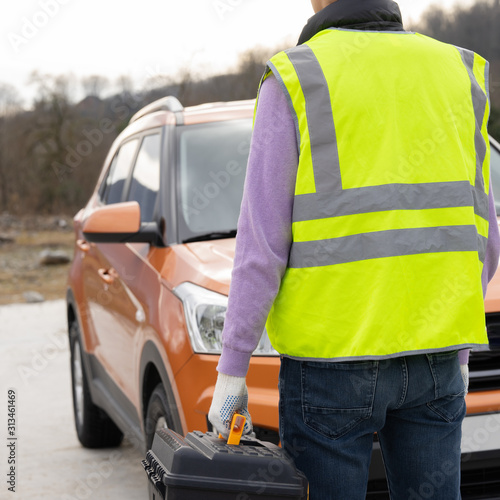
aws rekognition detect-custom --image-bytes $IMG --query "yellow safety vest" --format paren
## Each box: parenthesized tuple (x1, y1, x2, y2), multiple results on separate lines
(264, 29, 491, 360)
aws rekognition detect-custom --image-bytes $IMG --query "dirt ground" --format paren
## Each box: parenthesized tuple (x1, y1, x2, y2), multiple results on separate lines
(0, 214, 75, 305)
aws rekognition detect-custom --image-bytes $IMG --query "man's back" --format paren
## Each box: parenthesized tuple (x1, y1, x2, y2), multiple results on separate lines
(266, 27, 490, 360)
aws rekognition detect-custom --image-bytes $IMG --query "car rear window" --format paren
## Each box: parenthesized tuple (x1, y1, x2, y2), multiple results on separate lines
(127, 133, 161, 222)
(101, 138, 139, 205)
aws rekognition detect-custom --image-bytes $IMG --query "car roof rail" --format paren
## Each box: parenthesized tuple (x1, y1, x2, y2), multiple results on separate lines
(130, 96, 184, 124)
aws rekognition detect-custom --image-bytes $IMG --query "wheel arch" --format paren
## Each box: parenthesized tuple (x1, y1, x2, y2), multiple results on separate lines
(66, 287, 85, 348)
(66, 288, 77, 332)
(65, 288, 95, 405)
(139, 341, 184, 436)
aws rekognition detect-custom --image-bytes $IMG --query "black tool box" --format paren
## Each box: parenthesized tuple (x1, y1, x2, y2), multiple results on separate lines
(142, 428, 308, 499)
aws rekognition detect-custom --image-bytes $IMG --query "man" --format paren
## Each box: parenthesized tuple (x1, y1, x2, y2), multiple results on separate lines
(209, 0, 500, 497)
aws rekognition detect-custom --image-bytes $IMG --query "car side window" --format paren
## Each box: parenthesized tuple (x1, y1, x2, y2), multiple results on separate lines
(126, 133, 161, 222)
(101, 138, 140, 205)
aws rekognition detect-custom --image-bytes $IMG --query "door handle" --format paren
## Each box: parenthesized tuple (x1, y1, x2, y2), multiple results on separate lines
(76, 239, 90, 253)
(98, 268, 117, 285)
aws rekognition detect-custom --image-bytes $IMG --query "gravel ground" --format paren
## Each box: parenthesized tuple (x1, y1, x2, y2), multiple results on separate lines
(0, 300, 148, 499)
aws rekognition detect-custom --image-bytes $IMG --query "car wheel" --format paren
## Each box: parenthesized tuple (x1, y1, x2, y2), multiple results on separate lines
(145, 383, 174, 450)
(69, 322, 123, 448)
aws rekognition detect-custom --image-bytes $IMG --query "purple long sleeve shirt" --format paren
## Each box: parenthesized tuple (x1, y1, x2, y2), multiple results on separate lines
(217, 75, 500, 377)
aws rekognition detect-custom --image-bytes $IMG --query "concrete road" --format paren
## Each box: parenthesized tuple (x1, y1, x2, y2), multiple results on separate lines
(0, 300, 148, 500)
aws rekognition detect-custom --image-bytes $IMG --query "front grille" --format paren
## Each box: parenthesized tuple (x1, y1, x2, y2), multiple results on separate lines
(366, 467, 500, 499)
(460, 467, 500, 499)
(485, 313, 500, 350)
(366, 479, 390, 499)
(468, 313, 500, 392)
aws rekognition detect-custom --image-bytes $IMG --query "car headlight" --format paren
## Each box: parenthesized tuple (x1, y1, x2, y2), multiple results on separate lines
(173, 282, 278, 356)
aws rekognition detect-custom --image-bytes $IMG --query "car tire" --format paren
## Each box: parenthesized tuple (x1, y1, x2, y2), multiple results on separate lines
(69, 322, 123, 448)
(145, 383, 174, 450)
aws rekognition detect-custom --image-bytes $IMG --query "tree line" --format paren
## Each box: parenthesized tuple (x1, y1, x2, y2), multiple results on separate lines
(0, 47, 271, 215)
(0, 0, 499, 216)
(414, 0, 500, 138)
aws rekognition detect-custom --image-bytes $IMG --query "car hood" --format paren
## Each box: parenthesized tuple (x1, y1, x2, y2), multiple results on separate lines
(185, 239, 235, 266)
(167, 239, 236, 294)
(170, 227, 500, 309)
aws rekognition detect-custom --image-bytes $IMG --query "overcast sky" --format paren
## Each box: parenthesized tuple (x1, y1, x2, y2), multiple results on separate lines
(1, 0, 472, 107)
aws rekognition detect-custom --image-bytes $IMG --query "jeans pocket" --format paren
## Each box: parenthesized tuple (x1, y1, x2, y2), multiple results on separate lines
(301, 360, 377, 440)
(426, 351, 466, 423)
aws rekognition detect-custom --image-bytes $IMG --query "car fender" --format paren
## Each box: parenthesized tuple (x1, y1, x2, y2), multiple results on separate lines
(139, 340, 186, 435)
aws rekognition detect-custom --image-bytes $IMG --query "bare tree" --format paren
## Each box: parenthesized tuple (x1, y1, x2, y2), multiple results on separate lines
(0, 83, 21, 117)
(116, 74, 134, 95)
(417, 0, 500, 121)
(28, 73, 78, 212)
(82, 74, 109, 98)
(0, 84, 22, 211)
(235, 46, 275, 99)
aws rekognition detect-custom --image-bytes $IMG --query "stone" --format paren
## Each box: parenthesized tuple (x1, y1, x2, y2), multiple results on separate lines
(23, 291, 45, 303)
(0, 234, 15, 244)
(39, 249, 71, 266)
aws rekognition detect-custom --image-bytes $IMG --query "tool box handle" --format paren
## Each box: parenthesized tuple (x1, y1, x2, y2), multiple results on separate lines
(218, 413, 246, 445)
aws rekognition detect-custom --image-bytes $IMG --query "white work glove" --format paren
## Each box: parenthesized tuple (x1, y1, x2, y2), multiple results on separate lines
(460, 364, 469, 395)
(208, 373, 253, 439)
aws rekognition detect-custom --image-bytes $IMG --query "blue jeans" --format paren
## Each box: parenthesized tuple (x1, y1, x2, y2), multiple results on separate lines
(279, 352, 466, 500)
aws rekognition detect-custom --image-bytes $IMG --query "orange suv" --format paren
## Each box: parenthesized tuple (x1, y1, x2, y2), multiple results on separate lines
(66, 96, 500, 497)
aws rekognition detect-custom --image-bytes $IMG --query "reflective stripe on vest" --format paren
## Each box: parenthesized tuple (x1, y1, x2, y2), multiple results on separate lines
(263, 29, 490, 360)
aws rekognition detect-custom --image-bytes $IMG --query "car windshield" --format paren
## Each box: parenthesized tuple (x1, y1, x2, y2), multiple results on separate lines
(176, 127, 500, 241)
(490, 140, 500, 215)
(177, 119, 252, 242)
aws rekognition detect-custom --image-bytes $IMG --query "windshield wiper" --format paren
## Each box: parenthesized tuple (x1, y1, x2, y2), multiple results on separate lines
(183, 230, 237, 243)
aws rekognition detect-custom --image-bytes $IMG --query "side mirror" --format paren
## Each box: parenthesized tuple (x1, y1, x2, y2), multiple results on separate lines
(83, 201, 162, 245)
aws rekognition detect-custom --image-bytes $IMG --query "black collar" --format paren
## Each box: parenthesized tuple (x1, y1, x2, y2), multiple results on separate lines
(298, 0, 405, 45)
